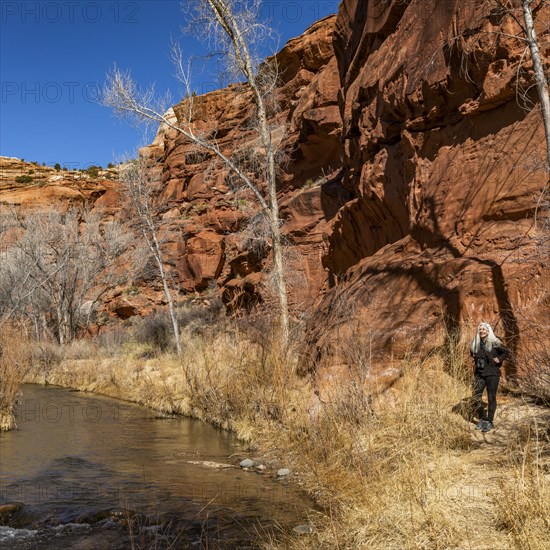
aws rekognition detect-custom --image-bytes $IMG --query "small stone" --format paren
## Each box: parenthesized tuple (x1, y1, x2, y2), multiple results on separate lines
(256, 464, 266, 471)
(0, 502, 23, 515)
(240, 458, 254, 468)
(277, 468, 291, 477)
(292, 524, 313, 535)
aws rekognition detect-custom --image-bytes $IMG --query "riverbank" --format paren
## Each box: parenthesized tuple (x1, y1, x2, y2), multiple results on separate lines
(16, 323, 550, 548)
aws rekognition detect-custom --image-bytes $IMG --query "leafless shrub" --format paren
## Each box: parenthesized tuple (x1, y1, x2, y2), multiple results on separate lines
(177, 297, 224, 334)
(62, 339, 99, 361)
(96, 326, 133, 356)
(133, 314, 175, 352)
(520, 349, 550, 404)
(32, 341, 64, 382)
(0, 208, 130, 344)
(442, 325, 475, 385)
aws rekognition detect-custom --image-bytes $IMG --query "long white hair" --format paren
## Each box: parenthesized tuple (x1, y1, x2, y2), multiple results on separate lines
(470, 322, 502, 353)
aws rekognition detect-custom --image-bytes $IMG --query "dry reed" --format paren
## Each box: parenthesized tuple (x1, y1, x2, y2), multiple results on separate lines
(19, 318, 550, 549)
(0, 326, 32, 430)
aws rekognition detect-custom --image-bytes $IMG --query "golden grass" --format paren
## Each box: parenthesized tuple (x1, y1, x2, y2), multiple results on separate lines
(0, 326, 32, 431)
(494, 420, 550, 550)
(20, 321, 550, 549)
(263, 352, 480, 550)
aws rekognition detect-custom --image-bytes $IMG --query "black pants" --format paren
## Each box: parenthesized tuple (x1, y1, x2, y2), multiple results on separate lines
(472, 374, 500, 422)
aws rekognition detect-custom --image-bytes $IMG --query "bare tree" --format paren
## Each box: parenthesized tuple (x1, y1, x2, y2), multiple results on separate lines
(102, 0, 290, 346)
(503, 0, 550, 251)
(451, 1, 549, 163)
(120, 158, 183, 355)
(497, 0, 550, 168)
(0, 208, 128, 343)
(450, 1, 550, 253)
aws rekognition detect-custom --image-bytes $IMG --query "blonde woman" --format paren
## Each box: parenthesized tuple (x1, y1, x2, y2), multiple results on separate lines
(470, 322, 510, 433)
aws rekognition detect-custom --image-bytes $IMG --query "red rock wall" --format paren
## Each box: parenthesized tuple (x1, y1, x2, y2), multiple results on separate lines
(138, 15, 345, 311)
(120, 2, 549, 377)
(306, 0, 549, 377)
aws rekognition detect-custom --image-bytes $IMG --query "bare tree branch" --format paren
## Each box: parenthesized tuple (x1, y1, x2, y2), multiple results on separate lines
(120, 158, 183, 356)
(0, 209, 129, 343)
(103, 0, 290, 345)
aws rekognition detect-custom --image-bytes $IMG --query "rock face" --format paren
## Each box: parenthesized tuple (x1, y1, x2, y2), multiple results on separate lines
(306, 0, 549, 382)
(138, 2, 548, 379)
(138, 15, 344, 310)
(0, 157, 114, 209)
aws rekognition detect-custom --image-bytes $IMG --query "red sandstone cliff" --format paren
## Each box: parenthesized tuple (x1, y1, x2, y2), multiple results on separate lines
(307, 0, 549, 383)
(137, 2, 548, 380)
(135, 15, 344, 312)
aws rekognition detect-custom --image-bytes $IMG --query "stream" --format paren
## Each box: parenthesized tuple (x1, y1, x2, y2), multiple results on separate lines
(0, 384, 312, 549)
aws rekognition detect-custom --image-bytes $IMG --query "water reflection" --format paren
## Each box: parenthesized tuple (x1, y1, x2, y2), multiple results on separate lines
(0, 384, 311, 548)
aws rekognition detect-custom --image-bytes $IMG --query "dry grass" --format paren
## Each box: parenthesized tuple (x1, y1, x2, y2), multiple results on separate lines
(266, 351, 479, 550)
(0, 326, 32, 430)
(20, 320, 550, 549)
(494, 416, 550, 550)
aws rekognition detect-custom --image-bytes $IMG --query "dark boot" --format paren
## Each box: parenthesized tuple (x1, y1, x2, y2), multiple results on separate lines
(481, 421, 493, 433)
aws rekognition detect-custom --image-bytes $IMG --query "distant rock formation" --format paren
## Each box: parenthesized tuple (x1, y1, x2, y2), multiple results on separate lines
(0, 157, 114, 208)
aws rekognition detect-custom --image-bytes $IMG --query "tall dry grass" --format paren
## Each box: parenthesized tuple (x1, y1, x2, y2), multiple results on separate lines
(20, 316, 550, 548)
(268, 350, 479, 550)
(0, 326, 32, 430)
(494, 414, 550, 550)
(519, 348, 550, 405)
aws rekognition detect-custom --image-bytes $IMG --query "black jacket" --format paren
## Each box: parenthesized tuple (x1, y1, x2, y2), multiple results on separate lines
(471, 342, 510, 377)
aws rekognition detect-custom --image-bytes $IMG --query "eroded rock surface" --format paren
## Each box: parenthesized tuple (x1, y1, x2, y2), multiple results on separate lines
(137, 15, 343, 310)
(0, 157, 113, 209)
(306, 0, 549, 385)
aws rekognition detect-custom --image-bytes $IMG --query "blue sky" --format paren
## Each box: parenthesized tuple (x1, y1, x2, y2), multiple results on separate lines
(1, 1, 338, 169)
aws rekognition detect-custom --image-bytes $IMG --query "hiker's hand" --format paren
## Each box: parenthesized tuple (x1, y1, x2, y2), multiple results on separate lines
(493, 357, 500, 364)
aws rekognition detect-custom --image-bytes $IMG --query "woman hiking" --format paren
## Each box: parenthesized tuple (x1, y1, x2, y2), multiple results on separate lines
(470, 322, 510, 433)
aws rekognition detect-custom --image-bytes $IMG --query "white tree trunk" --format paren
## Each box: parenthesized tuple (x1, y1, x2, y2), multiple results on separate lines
(104, 1, 291, 347)
(148, 229, 182, 356)
(522, 0, 550, 171)
(122, 160, 183, 356)
(204, 0, 290, 345)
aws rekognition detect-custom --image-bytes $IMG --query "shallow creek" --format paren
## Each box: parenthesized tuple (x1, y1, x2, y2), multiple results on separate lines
(0, 384, 312, 548)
